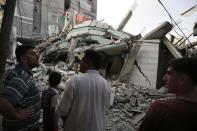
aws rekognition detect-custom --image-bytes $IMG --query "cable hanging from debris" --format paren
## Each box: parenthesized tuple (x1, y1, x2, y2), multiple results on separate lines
(16, 0, 22, 38)
(157, 0, 192, 46)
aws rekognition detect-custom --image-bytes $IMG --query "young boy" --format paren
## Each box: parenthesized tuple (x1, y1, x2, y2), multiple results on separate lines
(42, 71, 61, 131)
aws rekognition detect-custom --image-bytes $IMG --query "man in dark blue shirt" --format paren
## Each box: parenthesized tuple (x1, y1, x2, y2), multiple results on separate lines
(0, 44, 41, 131)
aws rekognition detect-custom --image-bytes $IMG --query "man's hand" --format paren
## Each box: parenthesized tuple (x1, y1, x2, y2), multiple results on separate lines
(0, 97, 33, 120)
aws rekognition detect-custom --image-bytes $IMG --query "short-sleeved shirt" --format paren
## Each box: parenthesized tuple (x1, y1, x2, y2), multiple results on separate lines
(41, 87, 59, 109)
(0, 64, 41, 131)
(57, 69, 111, 131)
(50, 88, 59, 108)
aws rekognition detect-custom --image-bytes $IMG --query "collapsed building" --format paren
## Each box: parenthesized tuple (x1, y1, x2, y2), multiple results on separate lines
(36, 20, 182, 89)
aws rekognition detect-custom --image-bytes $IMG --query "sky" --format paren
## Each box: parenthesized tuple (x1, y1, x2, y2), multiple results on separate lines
(97, 0, 197, 42)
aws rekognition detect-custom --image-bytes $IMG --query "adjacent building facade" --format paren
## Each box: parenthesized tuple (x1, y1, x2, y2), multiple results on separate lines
(13, 0, 97, 38)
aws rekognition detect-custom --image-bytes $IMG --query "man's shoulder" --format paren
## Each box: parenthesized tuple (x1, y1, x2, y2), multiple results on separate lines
(4, 67, 31, 85)
(68, 72, 107, 83)
(42, 88, 57, 107)
(150, 99, 180, 112)
(68, 73, 87, 82)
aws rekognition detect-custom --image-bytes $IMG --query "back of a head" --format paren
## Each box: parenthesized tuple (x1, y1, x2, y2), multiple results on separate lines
(48, 71, 62, 87)
(15, 44, 35, 63)
(169, 57, 197, 85)
(84, 50, 102, 70)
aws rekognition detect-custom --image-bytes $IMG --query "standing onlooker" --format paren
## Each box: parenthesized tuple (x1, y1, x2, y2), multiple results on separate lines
(42, 71, 61, 131)
(138, 58, 197, 131)
(0, 44, 41, 131)
(57, 50, 111, 131)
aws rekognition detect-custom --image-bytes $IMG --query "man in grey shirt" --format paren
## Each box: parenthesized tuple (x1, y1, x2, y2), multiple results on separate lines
(57, 50, 111, 131)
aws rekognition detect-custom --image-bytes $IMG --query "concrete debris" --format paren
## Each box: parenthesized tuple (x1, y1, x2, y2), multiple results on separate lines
(106, 81, 175, 131)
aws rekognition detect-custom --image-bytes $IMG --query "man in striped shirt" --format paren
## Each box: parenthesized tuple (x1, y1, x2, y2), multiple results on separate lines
(0, 45, 41, 131)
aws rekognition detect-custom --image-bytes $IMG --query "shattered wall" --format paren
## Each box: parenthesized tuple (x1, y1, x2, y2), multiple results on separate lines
(129, 43, 159, 89)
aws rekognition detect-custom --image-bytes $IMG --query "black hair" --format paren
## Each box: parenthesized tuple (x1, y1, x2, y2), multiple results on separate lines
(84, 50, 102, 70)
(169, 58, 197, 85)
(48, 71, 62, 87)
(15, 44, 35, 62)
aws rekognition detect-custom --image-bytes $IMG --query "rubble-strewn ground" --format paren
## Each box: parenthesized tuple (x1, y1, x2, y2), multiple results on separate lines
(106, 81, 174, 131)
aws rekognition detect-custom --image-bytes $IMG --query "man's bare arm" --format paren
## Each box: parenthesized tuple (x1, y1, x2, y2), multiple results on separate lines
(0, 97, 33, 120)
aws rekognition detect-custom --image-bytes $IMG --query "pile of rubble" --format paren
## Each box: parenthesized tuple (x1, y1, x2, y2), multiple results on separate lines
(106, 81, 174, 131)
